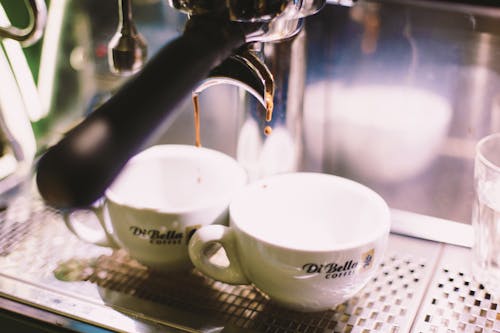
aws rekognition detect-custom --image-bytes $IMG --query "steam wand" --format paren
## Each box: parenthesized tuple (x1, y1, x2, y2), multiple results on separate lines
(108, 0, 147, 75)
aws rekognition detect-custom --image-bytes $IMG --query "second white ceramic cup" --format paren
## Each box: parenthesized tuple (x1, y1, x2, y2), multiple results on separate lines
(189, 172, 391, 312)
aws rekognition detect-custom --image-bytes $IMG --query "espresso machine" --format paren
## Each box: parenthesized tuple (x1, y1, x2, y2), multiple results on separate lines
(35, 0, 327, 209)
(3, 0, 500, 332)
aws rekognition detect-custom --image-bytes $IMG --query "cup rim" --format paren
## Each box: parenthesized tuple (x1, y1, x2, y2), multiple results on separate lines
(105, 144, 248, 214)
(476, 133, 500, 173)
(229, 172, 391, 253)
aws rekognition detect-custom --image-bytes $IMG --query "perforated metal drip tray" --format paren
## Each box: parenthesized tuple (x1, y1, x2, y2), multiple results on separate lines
(0, 193, 499, 333)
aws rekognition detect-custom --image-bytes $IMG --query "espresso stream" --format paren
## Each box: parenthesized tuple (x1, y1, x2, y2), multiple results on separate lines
(191, 91, 274, 147)
(192, 93, 202, 147)
(264, 91, 274, 136)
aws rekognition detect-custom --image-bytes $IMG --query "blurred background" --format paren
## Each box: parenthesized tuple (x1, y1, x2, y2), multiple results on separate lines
(3, 0, 500, 225)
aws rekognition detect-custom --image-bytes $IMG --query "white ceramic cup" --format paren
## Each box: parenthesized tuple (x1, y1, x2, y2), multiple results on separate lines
(188, 172, 390, 312)
(64, 145, 247, 271)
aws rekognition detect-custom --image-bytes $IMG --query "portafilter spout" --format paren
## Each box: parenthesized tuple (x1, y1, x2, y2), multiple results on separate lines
(196, 45, 275, 118)
(36, 1, 325, 210)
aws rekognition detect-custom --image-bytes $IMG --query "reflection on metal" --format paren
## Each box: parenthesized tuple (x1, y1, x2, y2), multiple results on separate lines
(350, 2, 381, 54)
(391, 209, 473, 248)
(326, 0, 357, 7)
(298, 2, 500, 225)
(369, 0, 500, 17)
(236, 30, 305, 181)
(0, 190, 497, 333)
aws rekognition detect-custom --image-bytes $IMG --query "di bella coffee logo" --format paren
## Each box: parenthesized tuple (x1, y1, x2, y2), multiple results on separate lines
(302, 249, 375, 280)
(129, 225, 201, 245)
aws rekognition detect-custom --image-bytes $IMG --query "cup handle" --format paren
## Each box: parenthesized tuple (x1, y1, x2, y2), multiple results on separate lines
(188, 224, 249, 285)
(63, 201, 119, 248)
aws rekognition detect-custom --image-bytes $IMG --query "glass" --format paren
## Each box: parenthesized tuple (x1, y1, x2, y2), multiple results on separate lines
(472, 133, 500, 298)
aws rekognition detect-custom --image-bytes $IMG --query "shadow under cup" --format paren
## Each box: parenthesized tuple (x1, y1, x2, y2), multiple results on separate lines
(189, 172, 391, 312)
(65, 145, 247, 271)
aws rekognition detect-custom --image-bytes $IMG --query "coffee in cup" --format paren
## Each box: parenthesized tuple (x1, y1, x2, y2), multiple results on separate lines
(63, 144, 247, 271)
(188, 172, 390, 311)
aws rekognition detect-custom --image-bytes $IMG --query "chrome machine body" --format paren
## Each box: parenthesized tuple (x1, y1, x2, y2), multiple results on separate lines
(1, 0, 500, 332)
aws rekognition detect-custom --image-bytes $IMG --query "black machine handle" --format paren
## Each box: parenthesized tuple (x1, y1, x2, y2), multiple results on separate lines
(36, 17, 248, 209)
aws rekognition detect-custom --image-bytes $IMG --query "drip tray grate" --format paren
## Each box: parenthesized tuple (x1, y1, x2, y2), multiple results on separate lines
(413, 246, 500, 333)
(0, 194, 497, 332)
(84, 249, 429, 333)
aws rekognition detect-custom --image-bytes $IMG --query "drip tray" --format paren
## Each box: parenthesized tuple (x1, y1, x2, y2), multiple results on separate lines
(0, 193, 499, 333)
